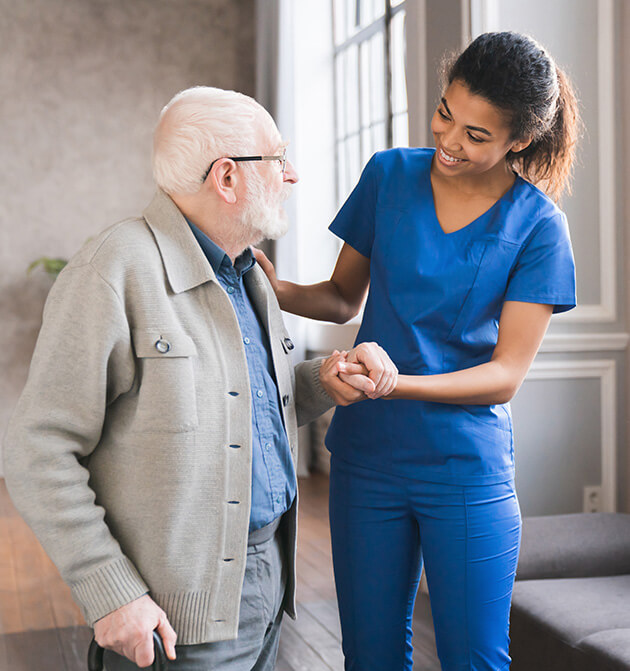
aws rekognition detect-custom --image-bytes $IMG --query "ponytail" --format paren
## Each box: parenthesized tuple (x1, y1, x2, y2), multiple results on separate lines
(511, 66, 581, 202)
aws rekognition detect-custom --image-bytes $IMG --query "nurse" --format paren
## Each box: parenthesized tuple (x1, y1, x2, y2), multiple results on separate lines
(256, 32, 579, 670)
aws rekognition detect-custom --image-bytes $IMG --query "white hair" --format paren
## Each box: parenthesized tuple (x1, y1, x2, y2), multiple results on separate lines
(152, 86, 279, 195)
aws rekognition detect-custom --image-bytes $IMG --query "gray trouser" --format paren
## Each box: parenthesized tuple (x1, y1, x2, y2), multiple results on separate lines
(104, 516, 287, 671)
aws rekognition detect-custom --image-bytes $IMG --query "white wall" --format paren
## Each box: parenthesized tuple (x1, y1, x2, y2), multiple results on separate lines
(471, 0, 628, 513)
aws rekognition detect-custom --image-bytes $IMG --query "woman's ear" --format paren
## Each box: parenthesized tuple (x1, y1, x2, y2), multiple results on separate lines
(510, 137, 533, 154)
(207, 158, 238, 204)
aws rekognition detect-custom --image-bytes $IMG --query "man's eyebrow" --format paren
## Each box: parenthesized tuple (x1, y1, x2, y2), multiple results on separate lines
(440, 97, 492, 136)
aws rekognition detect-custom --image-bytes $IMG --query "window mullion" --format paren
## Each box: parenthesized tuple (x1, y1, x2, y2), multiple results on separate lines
(384, 0, 393, 149)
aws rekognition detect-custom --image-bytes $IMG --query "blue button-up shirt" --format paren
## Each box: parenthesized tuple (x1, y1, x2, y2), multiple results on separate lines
(187, 220, 296, 531)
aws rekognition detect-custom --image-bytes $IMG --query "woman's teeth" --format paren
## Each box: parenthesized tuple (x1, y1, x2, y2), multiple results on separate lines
(440, 148, 464, 163)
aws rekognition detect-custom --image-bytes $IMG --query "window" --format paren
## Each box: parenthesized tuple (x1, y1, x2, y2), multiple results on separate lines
(333, 0, 408, 205)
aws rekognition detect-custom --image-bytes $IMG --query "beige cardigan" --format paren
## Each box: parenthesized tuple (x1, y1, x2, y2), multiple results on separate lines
(3, 190, 334, 644)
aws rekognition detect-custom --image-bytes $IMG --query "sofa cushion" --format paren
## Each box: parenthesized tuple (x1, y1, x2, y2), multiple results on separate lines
(511, 575, 630, 644)
(510, 577, 630, 671)
(578, 629, 630, 671)
(516, 513, 630, 580)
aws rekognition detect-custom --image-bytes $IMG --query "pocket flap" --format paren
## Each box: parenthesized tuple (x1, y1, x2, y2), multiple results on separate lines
(132, 329, 197, 358)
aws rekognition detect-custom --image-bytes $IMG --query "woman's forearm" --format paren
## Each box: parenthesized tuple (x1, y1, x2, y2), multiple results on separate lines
(277, 279, 361, 323)
(387, 360, 521, 405)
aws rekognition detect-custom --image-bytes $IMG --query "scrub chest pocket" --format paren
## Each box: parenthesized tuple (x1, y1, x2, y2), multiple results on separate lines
(131, 328, 199, 432)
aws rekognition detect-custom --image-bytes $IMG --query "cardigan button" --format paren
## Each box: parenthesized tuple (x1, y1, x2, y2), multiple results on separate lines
(283, 337, 295, 351)
(155, 338, 171, 353)
(282, 394, 289, 407)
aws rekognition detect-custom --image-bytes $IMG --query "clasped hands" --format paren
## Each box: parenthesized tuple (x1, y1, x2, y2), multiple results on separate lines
(320, 342, 398, 406)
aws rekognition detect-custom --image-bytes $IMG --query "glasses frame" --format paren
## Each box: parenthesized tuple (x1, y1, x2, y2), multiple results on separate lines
(202, 148, 287, 182)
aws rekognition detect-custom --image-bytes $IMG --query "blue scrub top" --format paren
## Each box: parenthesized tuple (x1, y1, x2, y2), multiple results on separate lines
(326, 148, 576, 485)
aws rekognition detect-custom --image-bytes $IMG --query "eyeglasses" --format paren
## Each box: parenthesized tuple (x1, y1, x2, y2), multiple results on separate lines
(202, 147, 287, 182)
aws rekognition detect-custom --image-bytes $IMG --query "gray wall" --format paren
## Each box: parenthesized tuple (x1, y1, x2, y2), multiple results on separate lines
(0, 0, 255, 472)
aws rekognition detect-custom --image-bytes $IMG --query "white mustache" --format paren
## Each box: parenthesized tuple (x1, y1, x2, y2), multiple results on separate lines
(280, 184, 293, 202)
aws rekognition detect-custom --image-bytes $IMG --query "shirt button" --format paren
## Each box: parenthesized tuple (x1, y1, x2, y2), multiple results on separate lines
(243, 337, 250, 345)
(265, 442, 271, 451)
(256, 390, 264, 398)
(276, 496, 281, 504)
(227, 286, 235, 294)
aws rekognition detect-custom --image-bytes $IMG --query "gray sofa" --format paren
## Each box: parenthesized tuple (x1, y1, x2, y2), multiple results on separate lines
(510, 512, 630, 671)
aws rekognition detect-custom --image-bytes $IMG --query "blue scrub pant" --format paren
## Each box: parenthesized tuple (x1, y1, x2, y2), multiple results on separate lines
(329, 456, 521, 671)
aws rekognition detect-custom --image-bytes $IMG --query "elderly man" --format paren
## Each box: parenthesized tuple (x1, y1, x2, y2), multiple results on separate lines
(3, 87, 396, 670)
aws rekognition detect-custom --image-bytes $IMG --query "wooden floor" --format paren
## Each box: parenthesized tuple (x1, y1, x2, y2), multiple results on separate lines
(0, 474, 439, 670)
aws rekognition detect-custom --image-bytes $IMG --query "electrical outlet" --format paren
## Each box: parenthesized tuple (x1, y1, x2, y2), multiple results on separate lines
(583, 485, 602, 513)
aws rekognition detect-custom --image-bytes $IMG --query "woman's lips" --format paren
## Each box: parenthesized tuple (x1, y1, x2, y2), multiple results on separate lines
(437, 146, 466, 166)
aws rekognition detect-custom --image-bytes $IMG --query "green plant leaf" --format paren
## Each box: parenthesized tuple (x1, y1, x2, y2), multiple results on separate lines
(27, 257, 68, 278)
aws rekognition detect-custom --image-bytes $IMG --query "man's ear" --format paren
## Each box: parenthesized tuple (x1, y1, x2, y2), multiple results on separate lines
(207, 158, 238, 204)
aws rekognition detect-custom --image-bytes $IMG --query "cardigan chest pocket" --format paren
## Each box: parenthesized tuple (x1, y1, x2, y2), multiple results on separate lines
(131, 329, 199, 433)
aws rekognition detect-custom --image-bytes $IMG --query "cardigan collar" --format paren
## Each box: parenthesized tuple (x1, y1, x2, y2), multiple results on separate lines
(143, 189, 218, 294)
(142, 191, 272, 333)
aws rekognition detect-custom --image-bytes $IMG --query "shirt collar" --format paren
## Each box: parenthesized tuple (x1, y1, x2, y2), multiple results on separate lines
(186, 218, 256, 279)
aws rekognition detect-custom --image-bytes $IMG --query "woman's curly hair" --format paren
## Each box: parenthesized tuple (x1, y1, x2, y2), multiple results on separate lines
(445, 32, 581, 202)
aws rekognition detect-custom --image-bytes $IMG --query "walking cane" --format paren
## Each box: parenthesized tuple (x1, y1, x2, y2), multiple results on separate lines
(88, 631, 168, 671)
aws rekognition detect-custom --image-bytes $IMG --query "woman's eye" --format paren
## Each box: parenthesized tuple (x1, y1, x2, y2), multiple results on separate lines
(467, 133, 484, 143)
(438, 109, 450, 121)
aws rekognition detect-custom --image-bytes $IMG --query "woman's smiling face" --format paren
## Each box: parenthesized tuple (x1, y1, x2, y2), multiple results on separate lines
(430, 79, 530, 180)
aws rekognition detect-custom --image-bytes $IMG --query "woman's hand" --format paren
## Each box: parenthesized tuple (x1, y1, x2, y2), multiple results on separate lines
(252, 247, 280, 296)
(319, 350, 375, 406)
(253, 243, 370, 324)
(339, 342, 398, 399)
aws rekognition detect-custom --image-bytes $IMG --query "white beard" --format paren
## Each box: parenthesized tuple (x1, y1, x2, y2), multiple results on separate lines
(239, 175, 292, 245)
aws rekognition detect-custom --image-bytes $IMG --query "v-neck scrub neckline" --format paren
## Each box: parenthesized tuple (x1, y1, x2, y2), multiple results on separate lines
(428, 167, 522, 238)
(325, 147, 576, 486)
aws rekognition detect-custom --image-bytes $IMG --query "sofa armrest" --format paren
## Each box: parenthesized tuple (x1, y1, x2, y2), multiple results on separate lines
(516, 513, 630, 580)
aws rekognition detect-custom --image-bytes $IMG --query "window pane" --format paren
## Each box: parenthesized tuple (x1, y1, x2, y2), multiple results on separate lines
(369, 31, 386, 124)
(360, 0, 385, 26)
(360, 40, 370, 127)
(361, 127, 372, 164)
(345, 44, 360, 135)
(335, 54, 346, 140)
(390, 9, 407, 116)
(371, 120, 387, 153)
(347, 133, 362, 193)
(393, 112, 409, 147)
(333, 0, 347, 45)
(337, 139, 347, 202)
(346, 0, 359, 39)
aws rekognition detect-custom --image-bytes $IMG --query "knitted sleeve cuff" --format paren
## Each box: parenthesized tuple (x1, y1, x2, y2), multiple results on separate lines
(70, 556, 149, 626)
(295, 357, 336, 427)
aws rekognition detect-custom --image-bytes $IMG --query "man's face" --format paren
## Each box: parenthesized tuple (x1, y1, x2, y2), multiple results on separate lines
(238, 120, 298, 244)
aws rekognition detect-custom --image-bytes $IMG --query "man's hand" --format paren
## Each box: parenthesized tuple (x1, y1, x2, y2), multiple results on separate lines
(320, 350, 375, 406)
(93, 594, 177, 666)
(339, 342, 398, 400)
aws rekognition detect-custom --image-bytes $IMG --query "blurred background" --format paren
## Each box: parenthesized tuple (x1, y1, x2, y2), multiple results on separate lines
(1, 0, 629, 518)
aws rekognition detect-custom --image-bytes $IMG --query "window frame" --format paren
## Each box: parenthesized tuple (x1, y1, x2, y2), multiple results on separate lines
(332, 0, 408, 206)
